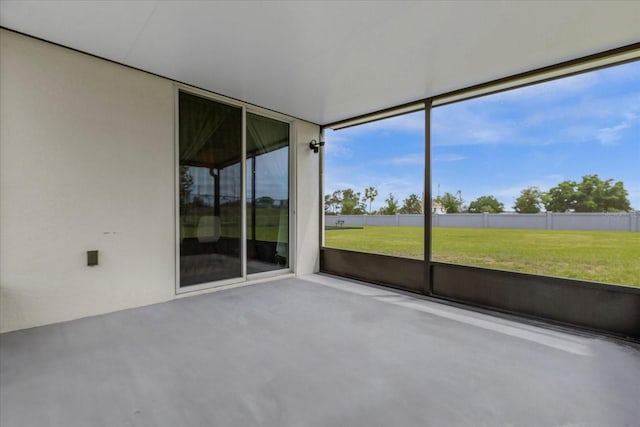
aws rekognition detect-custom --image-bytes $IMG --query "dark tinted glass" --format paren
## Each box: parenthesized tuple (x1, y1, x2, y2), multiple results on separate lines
(179, 92, 242, 286)
(246, 113, 289, 273)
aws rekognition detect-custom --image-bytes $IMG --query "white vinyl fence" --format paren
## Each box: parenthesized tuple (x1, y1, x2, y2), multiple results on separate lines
(327, 212, 640, 232)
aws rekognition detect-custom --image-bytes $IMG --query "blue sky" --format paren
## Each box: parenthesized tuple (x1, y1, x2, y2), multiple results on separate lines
(325, 60, 640, 211)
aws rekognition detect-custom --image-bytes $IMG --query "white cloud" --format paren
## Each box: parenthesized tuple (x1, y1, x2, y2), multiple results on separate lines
(387, 153, 424, 165)
(597, 122, 632, 145)
(433, 90, 640, 148)
(324, 141, 353, 158)
(433, 154, 465, 162)
(596, 110, 638, 145)
(324, 112, 425, 157)
(465, 127, 504, 143)
(324, 132, 349, 144)
(432, 102, 518, 147)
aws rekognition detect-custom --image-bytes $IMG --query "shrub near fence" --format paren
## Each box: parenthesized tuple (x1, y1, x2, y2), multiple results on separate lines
(327, 212, 640, 232)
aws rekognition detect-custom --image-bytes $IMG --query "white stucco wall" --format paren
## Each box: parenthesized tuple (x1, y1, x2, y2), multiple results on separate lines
(294, 121, 321, 276)
(0, 29, 320, 332)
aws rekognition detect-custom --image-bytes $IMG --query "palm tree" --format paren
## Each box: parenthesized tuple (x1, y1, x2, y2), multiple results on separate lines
(364, 186, 378, 214)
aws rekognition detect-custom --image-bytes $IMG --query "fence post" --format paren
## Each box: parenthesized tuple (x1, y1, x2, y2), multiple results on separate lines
(483, 213, 488, 228)
(396, 214, 400, 226)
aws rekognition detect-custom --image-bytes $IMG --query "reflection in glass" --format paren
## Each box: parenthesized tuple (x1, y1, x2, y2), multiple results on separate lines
(179, 92, 242, 287)
(246, 113, 289, 274)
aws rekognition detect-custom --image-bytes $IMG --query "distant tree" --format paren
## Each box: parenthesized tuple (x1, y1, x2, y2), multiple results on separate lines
(327, 190, 343, 214)
(379, 193, 399, 215)
(544, 180, 577, 212)
(514, 186, 544, 213)
(324, 194, 333, 215)
(434, 192, 463, 213)
(364, 186, 379, 214)
(340, 188, 366, 214)
(544, 175, 631, 212)
(179, 166, 194, 205)
(256, 196, 274, 208)
(399, 194, 422, 214)
(468, 195, 504, 213)
(575, 174, 631, 212)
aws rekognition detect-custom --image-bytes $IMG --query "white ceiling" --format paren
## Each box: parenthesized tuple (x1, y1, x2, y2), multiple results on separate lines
(1, 1, 639, 125)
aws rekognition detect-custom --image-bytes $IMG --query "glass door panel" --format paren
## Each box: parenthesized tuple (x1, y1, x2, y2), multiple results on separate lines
(246, 113, 290, 274)
(178, 91, 242, 287)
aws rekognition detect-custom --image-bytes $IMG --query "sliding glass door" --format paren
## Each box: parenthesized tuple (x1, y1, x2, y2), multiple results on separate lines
(246, 113, 290, 274)
(178, 90, 290, 290)
(178, 91, 243, 287)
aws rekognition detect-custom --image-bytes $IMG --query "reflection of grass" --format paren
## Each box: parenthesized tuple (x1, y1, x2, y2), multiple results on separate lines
(324, 226, 640, 288)
(182, 207, 288, 242)
(182, 225, 285, 242)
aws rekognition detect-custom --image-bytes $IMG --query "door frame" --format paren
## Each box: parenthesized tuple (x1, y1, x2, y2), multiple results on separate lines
(174, 84, 295, 295)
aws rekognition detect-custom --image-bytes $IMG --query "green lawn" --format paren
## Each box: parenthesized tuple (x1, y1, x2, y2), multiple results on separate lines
(182, 224, 286, 242)
(181, 207, 288, 242)
(324, 226, 640, 288)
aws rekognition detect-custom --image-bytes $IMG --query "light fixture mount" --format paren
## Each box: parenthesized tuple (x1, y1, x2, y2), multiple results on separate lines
(309, 139, 324, 153)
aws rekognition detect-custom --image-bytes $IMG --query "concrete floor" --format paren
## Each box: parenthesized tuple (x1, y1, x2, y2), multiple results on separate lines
(1, 274, 639, 427)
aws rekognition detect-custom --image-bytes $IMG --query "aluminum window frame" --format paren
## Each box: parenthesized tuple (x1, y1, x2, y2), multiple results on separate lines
(319, 44, 640, 339)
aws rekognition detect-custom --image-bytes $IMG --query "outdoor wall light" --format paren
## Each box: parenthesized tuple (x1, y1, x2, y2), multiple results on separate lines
(309, 139, 324, 153)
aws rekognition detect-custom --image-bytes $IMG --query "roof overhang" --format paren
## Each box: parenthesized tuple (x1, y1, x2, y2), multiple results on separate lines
(1, 1, 639, 125)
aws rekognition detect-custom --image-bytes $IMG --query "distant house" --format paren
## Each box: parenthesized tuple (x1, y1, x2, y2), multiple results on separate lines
(432, 201, 446, 214)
